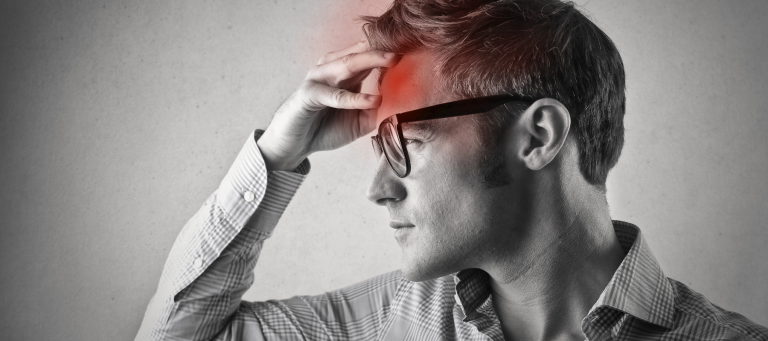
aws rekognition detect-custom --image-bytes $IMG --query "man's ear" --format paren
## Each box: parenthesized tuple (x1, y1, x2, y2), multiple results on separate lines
(515, 98, 571, 170)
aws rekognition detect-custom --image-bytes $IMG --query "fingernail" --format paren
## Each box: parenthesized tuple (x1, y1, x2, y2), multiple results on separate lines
(366, 94, 381, 103)
(384, 52, 396, 59)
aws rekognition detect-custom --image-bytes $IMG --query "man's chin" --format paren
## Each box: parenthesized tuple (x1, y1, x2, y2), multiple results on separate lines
(400, 269, 432, 282)
(399, 261, 453, 282)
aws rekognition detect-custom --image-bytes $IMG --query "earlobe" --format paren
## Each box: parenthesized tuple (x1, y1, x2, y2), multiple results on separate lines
(519, 98, 571, 171)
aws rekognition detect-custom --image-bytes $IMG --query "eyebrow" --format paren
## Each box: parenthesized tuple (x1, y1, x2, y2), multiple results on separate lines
(401, 120, 440, 136)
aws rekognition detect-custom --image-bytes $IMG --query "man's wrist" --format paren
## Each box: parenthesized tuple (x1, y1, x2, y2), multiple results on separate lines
(256, 133, 306, 172)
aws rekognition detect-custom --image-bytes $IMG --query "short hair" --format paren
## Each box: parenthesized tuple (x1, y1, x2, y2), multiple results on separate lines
(362, 0, 626, 187)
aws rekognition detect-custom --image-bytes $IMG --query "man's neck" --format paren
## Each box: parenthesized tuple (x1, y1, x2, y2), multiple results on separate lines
(485, 185, 625, 341)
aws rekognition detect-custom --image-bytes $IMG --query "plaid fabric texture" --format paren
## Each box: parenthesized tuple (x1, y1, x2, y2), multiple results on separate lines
(136, 131, 768, 341)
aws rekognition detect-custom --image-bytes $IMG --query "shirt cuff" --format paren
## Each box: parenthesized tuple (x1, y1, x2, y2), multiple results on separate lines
(255, 130, 310, 216)
(217, 130, 310, 228)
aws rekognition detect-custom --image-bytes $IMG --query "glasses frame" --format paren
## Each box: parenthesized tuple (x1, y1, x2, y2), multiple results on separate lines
(371, 94, 536, 178)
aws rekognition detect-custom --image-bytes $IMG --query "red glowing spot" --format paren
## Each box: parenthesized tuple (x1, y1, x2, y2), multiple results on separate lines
(377, 51, 441, 123)
(382, 61, 411, 98)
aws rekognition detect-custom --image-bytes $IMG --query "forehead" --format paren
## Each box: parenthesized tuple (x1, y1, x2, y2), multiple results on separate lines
(376, 50, 459, 126)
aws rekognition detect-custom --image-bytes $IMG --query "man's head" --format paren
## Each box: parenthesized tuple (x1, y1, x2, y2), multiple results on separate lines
(364, 0, 625, 186)
(364, 0, 625, 281)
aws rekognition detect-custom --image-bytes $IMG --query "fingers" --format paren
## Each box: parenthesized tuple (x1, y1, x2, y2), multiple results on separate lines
(301, 81, 381, 111)
(317, 39, 370, 65)
(308, 50, 399, 87)
(298, 41, 398, 114)
(343, 68, 373, 91)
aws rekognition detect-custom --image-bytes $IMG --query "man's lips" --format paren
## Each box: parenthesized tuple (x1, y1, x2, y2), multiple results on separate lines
(391, 221, 414, 242)
(389, 221, 415, 229)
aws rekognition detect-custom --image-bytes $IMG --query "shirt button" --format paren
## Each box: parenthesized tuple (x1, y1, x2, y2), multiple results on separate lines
(193, 258, 203, 268)
(243, 191, 255, 202)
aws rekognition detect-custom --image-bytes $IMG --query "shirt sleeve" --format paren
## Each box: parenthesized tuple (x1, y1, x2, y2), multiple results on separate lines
(134, 130, 309, 341)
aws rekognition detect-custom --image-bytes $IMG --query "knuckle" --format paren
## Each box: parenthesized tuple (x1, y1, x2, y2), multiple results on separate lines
(297, 81, 313, 97)
(331, 89, 346, 105)
(341, 53, 356, 65)
(318, 52, 333, 64)
(306, 66, 319, 80)
(331, 77, 344, 88)
(298, 82, 326, 109)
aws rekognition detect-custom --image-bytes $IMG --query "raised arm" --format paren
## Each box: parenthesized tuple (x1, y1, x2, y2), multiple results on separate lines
(134, 130, 308, 340)
(135, 41, 400, 340)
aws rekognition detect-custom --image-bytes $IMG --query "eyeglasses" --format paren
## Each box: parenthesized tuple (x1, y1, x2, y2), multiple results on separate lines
(371, 94, 536, 178)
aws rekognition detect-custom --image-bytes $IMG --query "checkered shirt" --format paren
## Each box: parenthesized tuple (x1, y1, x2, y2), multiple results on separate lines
(135, 130, 768, 341)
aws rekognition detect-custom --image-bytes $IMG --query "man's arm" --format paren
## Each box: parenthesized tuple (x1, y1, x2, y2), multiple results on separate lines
(135, 129, 406, 341)
(136, 40, 400, 340)
(135, 130, 309, 340)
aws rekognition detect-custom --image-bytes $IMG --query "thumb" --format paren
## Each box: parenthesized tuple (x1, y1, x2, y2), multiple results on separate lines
(357, 108, 379, 137)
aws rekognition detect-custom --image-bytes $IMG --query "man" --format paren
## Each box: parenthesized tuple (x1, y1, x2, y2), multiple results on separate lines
(136, 0, 768, 340)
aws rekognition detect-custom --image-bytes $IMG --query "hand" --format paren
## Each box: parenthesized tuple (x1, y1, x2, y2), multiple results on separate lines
(257, 40, 400, 171)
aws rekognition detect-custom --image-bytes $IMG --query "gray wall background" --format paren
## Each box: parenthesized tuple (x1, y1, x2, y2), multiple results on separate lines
(1, 0, 766, 340)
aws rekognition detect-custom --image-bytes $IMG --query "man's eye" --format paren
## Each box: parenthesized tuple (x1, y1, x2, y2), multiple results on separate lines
(404, 138, 422, 146)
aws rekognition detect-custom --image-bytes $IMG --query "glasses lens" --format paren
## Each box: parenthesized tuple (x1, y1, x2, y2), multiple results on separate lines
(381, 122, 407, 176)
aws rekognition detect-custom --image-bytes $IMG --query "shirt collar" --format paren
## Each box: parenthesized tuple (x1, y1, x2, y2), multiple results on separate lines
(453, 268, 491, 321)
(585, 221, 675, 329)
(453, 221, 675, 329)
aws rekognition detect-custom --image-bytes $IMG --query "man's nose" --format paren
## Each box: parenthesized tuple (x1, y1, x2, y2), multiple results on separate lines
(366, 153, 407, 206)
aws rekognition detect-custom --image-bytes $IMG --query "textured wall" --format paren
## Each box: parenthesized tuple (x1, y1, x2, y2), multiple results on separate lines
(0, 1, 766, 340)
